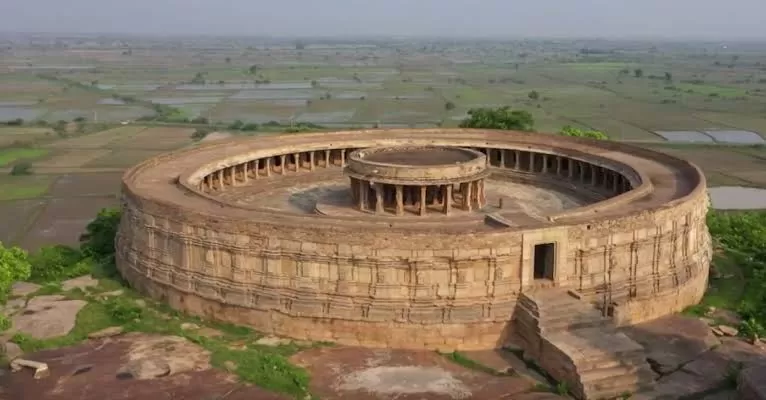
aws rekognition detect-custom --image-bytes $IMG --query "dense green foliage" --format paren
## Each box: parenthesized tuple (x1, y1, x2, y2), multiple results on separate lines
(707, 211, 766, 333)
(559, 125, 609, 140)
(28, 245, 91, 283)
(0, 241, 32, 303)
(10, 161, 32, 176)
(80, 208, 121, 264)
(459, 107, 535, 131)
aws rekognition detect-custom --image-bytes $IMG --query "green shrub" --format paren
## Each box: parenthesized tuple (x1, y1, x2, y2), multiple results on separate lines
(104, 297, 143, 324)
(459, 107, 535, 131)
(28, 245, 90, 282)
(559, 125, 608, 140)
(80, 208, 121, 263)
(707, 211, 766, 327)
(10, 162, 32, 176)
(0, 242, 32, 303)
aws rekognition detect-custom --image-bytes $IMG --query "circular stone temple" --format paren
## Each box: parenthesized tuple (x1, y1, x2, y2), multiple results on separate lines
(344, 146, 489, 215)
(117, 128, 712, 400)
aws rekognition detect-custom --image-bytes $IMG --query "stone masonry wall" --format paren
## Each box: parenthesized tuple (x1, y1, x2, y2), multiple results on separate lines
(116, 177, 710, 350)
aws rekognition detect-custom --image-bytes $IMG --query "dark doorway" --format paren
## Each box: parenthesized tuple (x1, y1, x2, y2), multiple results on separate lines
(533, 243, 555, 280)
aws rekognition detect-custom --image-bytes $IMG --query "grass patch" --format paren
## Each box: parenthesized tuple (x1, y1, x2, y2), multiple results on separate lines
(12, 278, 313, 399)
(0, 175, 52, 200)
(440, 351, 505, 375)
(0, 147, 49, 167)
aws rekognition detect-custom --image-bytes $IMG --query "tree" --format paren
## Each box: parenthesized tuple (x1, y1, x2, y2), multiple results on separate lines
(528, 90, 540, 100)
(225, 57, 231, 64)
(29, 245, 89, 282)
(190, 72, 206, 85)
(10, 162, 32, 176)
(79, 208, 121, 264)
(664, 72, 673, 82)
(459, 107, 535, 131)
(633, 68, 644, 78)
(191, 128, 211, 140)
(559, 125, 608, 140)
(444, 101, 456, 111)
(249, 65, 258, 75)
(228, 120, 245, 130)
(0, 242, 32, 303)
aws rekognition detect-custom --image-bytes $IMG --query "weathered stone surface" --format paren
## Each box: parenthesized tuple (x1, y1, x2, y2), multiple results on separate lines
(100, 289, 124, 297)
(2, 298, 26, 316)
(10, 296, 87, 339)
(255, 336, 292, 347)
(121, 333, 210, 378)
(739, 363, 766, 400)
(10, 282, 40, 297)
(121, 358, 171, 379)
(622, 315, 720, 375)
(3, 342, 22, 360)
(61, 275, 99, 291)
(718, 325, 739, 337)
(180, 322, 200, 330)
(88, 326, 124, 339)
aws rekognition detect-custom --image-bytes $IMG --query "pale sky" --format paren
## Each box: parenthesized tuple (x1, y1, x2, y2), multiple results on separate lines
(1, 0, 765, 39)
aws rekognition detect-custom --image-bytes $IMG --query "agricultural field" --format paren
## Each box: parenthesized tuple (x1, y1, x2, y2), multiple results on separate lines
(1, 35, 766, 252)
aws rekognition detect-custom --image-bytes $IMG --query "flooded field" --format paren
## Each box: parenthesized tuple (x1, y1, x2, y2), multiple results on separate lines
(708, 187, 766, 210)
(0, 107, 43, 120)
(655, 131, 715, 143)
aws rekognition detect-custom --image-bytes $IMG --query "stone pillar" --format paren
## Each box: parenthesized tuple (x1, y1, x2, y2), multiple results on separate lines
(579, 162, 586, 182)
(500, 150, 506, 168)
(613, 173, 620, 193)
(568, 159, 574, 179)
(419, 186, 427, 216)
(395, 185, 404, 215)
(350, 178, 359, 203)
(231, 166, 239, 187)
(542, 155, 548, 173)
(265, 158, 271, 177)
(478, 179, 486, 208)
(279, 155, 286, 175)
(556, 156, 562, 175)
(514, 150, 520, 170)
(358, 180, 368, 211)
(341, 149, 346, 166)
(324, 150, 331, 167)
(590, 166, 598, 186)
(528, 152, 535, 172)
(243, 162, 249, 183)
(443, 185, 452, 215)
(309, 152, 315, 171)
(375, 184, 384, 214)
(217, 169, 225, 191)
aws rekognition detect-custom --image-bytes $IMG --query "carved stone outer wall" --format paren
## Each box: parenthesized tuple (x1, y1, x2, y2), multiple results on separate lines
(116, 128, 711, 351)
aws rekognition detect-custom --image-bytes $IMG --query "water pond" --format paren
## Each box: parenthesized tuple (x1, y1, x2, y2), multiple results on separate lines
(708, 186, 766, 210)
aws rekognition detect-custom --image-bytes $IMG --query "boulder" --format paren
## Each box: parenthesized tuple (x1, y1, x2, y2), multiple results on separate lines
(122, 358, 171, 379)
(255, 336, 292, 347)
(180, 323, 200, 331)
(3, 342, 22, 360)
(88, 326, 124, 339)
(718, 325, 739, 337)
(10, 282, 41, 297)
(61, 275, 99, 292)
(10, 296, 87, 339)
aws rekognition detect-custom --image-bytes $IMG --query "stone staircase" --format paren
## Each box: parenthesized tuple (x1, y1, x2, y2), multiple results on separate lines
(515, 288, 655, 400)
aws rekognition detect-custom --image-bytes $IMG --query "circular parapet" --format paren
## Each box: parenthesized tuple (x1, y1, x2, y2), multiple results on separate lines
(344, 146, 490, 215)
